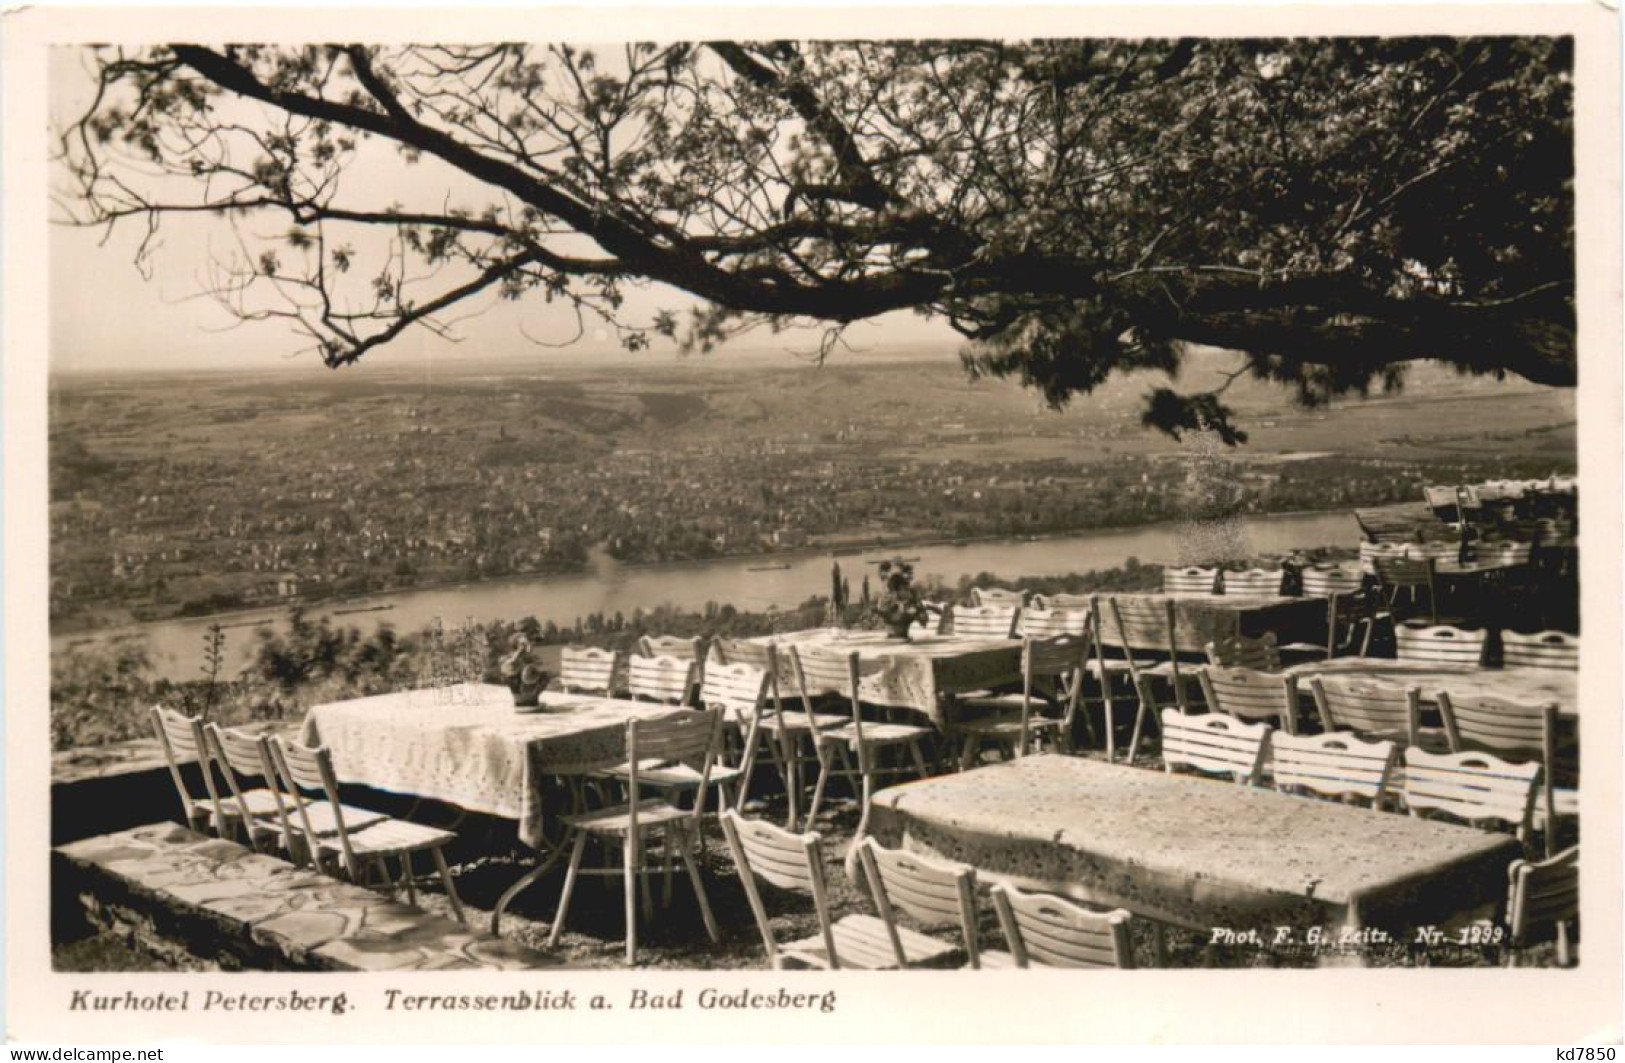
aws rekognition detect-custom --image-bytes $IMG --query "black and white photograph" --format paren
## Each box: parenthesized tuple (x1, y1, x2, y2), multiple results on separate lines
(6, 3, 1621, 1046)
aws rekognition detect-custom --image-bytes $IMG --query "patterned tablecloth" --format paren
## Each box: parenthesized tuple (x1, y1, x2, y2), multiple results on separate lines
(749, 629, 1022, 730)
(1114, 593, 1330, 654)
(1283, 659, 1578, 719)
(869, 754, 1521, 935)
(300, 684, 682, 847)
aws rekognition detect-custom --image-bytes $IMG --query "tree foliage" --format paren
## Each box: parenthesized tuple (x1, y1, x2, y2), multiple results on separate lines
(60, 38, 1574, 439)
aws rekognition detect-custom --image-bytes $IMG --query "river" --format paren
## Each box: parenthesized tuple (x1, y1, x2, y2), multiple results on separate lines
(53, 510, 1356, 680)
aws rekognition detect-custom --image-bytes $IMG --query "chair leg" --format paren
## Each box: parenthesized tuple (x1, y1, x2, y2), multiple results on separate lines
(959, 734, 978, 772)
(547, 831, 589, 948)
(907, 739, 930, 779)
(808, 746, 832, 825)
(430, 846, 466, 926)
(624, 832, 639, 965)
(677, 824, 719, 943)
(1127, 696, 1151, 762)
(399, 854, 417, 906)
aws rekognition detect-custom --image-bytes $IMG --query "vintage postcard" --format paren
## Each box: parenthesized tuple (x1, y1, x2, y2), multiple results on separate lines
(5, 2, 1621, 1045)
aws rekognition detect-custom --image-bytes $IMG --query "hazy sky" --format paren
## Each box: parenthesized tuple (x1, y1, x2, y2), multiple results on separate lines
(48, 47, 956, 376)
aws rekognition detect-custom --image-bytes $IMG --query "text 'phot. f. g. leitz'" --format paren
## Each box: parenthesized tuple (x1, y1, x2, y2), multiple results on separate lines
(11, 11, 1619, 1045)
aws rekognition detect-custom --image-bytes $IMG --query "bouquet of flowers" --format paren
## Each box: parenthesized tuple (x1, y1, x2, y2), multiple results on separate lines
(499, 633, 551, 707)
(871, 557, 931, 640)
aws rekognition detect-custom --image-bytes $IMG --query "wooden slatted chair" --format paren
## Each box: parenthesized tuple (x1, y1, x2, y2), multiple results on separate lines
(1159, 708, 1271, 785)
(1437, 692, 1572, 855)
(601, 661, 754, 821)
(857, 838, 986, 969)
(1372, 555, 1440, 623)
(1197, 664, 1302, 735)
(969, 586, 1026, 608)
(1505, 846, 1579, 967)
(1401, 747, 1540, 848)
(1098, 594, 1190, 761)
(1395, 623, 1488, 667)
(1309, 675, 1441, 750)
(149, 707, 231, 837)
(637, 634, 705, 662)
(549, 709, 723, 964)
(557, 646, 622, 696)
(720, 810, 955, 970)
(1270, 731, 1397, 808)
(1223, 568, 1285, 597)
(264, 736, 465, 924)
(1500, 630, 1579, 671)
(202, 724, 297, 851)
(948, 604, 1020, 639)
(956, 634, 1092, 767)
(1162, 566, 1219, 596)
(722, 642, 847, 830)
(624, 653, 697, 706)
(1204, 633, 1281, 671)
(790, 646, 936, 833)
(1016, 604, 1091, 638)
(1300, 564, 1376, 657)
(1358, 540, 1409, 575)
(989, 884, 1136, 969)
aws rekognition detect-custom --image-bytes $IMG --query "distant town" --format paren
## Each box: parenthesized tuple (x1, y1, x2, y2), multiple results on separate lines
(49, 352, 1575, 631)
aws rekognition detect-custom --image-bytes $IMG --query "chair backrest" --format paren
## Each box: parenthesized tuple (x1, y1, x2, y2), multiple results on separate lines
(637, 634, 705, 662)
(969, 586, 1025, 608)
(1223, 568, 1284, 597)
(1477, 541, 1534, 567)
(1017, 605, 1091, 638)
(1358, 540, 1409, 573)
(625, 653, 697, 705)
(708, 637, 775, 673)
(1436, 692, 1557, 767)
(858, 839, 982, 968)
(1301, 564, 1365, 597)
(1159, 708, 1271, 784)
(989, 884, 1135, 969)
(558, 646, 621, 695)
(1204, 633, 1281, 672)
(1103, 595, 1182, 667)
(1404, 540, 1461, 563)
(950, 604, 1019, 639)
(1197, 665, 1299, 733)
(1372, 554, 1435, 589)
(1163, 566, 1218, 596)
(265, 736, 363, 877)
(1402, 747, 1539, 839)
(1310, 676, 1424, 747)
(1271, 731, 1397, 805)
(207, 723, 291, 847)
(624, 708, 723, 820)
(149, 706, 223, 824)
(719, 810, 836, 969)
(1506, 846, 1579, 950)
(1395, 624, 1487, 666)
(1500, 630, 1579, 672)
(697, 660, 770, 725)
(1032, 592, 1091, 610)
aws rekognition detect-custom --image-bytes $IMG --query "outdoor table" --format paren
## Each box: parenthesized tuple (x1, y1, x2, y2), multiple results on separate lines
(745, 628, 1023, 731)
(868, 755, 1521, 953)
(1112, 593, 1329, 654)
(301, 683, 686, 931)
(1281, 658, 1577, 719)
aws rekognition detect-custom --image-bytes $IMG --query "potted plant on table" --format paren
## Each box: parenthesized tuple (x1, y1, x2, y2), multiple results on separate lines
(870, 557, 932, 641)
(499, 633, 551, 708)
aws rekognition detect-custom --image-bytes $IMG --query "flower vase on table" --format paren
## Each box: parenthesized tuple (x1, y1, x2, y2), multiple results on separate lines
(500, 634, 552, 708)
(872, 557, 930, 642)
